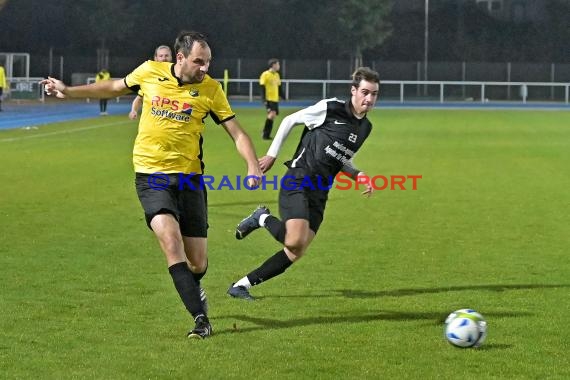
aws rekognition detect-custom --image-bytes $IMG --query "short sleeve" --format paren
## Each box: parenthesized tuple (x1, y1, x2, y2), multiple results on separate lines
(125, 60, 152, 90)
(297, 99, 329, 129)
(209, 83, 236, 124)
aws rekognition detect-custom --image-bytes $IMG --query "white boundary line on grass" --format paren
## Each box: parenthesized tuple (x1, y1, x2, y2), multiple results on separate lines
(0, 121, 129, 143)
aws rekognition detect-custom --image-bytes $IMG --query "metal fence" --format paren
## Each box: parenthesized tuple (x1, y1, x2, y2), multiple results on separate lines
(22, 54, 570, 85)
(5, 77, 569, 105)
(6, 53, 570, 104)
(224, 79, 570, 104)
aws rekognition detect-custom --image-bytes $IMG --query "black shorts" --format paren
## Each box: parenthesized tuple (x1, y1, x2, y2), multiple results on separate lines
(135, 173, 208, 237)
(278, 168, 329, 233)
(265, 101, 279, 115)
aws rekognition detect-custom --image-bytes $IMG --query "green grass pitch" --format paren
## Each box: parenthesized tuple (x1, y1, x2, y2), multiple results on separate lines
(1, 107, 569, 379)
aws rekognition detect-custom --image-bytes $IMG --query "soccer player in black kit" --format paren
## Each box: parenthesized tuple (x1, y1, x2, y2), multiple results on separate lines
(228, 67, 379, 300)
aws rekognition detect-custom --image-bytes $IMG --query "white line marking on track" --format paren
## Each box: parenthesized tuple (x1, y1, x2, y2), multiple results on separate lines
(0, 121, 130, 143)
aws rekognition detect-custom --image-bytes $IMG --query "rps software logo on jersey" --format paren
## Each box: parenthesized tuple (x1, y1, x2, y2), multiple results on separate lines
(150, 95, 192, 121)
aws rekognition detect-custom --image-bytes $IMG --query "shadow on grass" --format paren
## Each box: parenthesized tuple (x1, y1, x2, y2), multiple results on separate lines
(263, 283, 570, 300)
(212, 283, 567, 338)
(216, 310, 444, 335)
(215, 309, 532, 336)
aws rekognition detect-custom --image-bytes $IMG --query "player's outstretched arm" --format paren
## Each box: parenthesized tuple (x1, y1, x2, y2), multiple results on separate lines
(221, 118, 263, 188)
(40, 77, 68, 98)
(41, 76, 131, 99)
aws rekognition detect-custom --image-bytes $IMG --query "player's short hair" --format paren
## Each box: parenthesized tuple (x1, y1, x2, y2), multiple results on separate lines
(351, 67, 380, 88)
(268, 58, 279, 68)
(174, 31, 208, 57)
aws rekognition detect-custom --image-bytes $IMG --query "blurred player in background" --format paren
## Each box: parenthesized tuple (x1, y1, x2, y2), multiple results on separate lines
(228, 67, 379, 301)
(259, 58, 284, 140)
(129, 45, 173, 119)
(0, 64, 7, 111)
(95, 68, 111, 115)
(41, 31, 262, 339)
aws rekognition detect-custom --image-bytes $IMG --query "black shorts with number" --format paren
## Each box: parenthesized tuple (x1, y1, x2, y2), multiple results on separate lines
(135, 173, 208, 237)
(278, 168, 329, 234)
(265, 101, 279, 115)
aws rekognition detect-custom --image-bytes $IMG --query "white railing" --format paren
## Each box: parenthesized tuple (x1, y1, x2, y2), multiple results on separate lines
(77, 77, 570, 105)
(5, 77, 569, 105)
(224, 79, 570, 105)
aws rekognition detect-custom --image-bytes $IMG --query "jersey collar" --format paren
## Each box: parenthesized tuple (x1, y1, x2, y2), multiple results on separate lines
(171, 64, 186, 87)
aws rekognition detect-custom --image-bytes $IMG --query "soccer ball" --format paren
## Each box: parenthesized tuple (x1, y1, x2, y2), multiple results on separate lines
(444, 309, 487, 348)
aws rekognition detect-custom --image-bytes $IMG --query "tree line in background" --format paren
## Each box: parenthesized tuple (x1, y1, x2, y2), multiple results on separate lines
(1, 0, 569, 63)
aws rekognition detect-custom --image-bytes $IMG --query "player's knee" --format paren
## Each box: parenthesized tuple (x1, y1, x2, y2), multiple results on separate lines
(190, 259, 208, 274)
(284, 238, 308, 257)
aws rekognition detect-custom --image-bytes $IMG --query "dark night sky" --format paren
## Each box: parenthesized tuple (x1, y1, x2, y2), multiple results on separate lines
(1, 0, 568, 62)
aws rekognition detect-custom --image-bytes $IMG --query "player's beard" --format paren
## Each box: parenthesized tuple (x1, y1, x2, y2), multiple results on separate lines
(185, 70, 205, 84)
(194, 71, 206, 82)
(180, 64, 206, 84)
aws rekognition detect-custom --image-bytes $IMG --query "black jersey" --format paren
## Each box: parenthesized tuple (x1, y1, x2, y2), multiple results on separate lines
(268, 98, 372, 180)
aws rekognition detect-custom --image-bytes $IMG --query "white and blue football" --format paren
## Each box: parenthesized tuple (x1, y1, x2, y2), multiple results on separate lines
(444, 309, 487, 348)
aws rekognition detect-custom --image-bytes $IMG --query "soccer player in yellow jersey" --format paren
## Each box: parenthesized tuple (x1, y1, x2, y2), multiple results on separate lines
(129, 45, 173, 120)
(0, 64, 8, 111)
(41, 31, 262, 339)
(259, 58, 283, 140)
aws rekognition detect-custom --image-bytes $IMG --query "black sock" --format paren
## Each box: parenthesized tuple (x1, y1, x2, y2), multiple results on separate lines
(264, 215, 286, 243)
(246, 249, 293, 286)
(168, 262, 205, 318)
(263, 119, 273, 137)
(192, 261, 208, 283)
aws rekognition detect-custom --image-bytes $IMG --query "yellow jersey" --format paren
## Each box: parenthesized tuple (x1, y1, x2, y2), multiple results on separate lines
(0, 66, 7, 89)
(125, 60, 235, 174)
(259, 69, 281, 102)
(96, 70, 111, 82)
